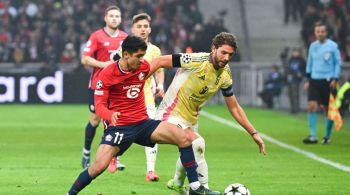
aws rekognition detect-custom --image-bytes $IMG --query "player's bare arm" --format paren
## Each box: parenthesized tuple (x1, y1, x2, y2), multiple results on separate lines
(81, 54, 114, 68)
(224, 95, 266, 155)
(155, 70, 164, 97)
(148, 55, 173, 78)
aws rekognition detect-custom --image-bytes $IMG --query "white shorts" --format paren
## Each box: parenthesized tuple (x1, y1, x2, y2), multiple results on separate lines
(159, 115, 199, 132)
(147, 105, 156, 119)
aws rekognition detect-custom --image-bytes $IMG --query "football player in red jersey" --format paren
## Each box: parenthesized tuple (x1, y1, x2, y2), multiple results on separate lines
(81, 5, 127, 169)
(67, 36, 220, 195)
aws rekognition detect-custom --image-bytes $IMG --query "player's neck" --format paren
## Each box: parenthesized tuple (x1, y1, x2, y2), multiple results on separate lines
(118, 60, 131, 73)
(104, 27, 119, 37)
(209, 53, 219, 70)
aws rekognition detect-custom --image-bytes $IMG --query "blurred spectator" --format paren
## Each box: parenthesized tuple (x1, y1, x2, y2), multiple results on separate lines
(284, 0, 302, 24)
(259, 65, 284, 109)
(300, 0, 350, 61)
(60, 42, 77, 63)
(1, 0, 225, 66)
(285, 48, 306, 114)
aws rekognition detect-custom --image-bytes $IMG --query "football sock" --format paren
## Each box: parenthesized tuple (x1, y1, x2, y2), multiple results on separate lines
(307, 112, 317, 138)
(178, 145, 199, 186)
(324, 118, 333, 139)
(174, 157, 186, 186)
(84, 122, 97, 151)
(68, 169, 93, 194)
(145, 144, 158, 172)
(192, 137, 209, 188)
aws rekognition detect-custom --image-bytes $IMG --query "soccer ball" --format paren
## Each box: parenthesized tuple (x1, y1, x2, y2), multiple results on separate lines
(224, 183, 250, 195)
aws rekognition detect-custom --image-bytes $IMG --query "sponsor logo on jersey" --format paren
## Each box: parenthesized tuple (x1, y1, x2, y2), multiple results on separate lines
(138, 72, 145, 81)
(104, 42, 110, 46)
(198, 75, 205, 80)
(96, 80, 103, 89)
(199, 86, 209, 95)
(105, 134, 113, 142)
(181, 54, 191, 64)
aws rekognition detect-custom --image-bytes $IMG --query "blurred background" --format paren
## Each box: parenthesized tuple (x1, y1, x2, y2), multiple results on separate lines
(0, 0, 350, 112)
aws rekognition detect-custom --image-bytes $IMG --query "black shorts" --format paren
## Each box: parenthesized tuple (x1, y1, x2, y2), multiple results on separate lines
(308, 79, 331, 106)
(88, 88, 95, 113)
(100, 119, 161, 156)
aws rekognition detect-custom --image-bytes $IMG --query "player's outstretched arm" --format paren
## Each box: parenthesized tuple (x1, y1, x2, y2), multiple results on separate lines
(148, 55, 173, 78)
(224, 95, 266, 155)
(81, 55, 114, 68)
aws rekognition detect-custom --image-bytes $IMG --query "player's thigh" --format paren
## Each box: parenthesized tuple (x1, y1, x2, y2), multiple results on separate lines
(150, 121, 196, 146)
(94, 144, 119, 166)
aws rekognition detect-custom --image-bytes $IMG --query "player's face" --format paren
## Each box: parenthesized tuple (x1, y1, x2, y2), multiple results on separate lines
(315, 26, 327, 42)
(105, 9, 121, 30)
(125, 49, 146, 71)
(132, 19, 151, 41)
(211, 44, 234, 69)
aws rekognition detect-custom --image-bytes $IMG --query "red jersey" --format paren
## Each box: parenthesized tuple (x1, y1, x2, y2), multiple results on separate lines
(94, 60, 150, 126)
(83, 28, 128, 89)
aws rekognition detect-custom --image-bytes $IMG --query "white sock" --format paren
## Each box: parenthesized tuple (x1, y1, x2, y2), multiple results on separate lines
(192, 137, 209, 188)
(173, 157, 186, 186)
(145, 144, 158, 172)
(189, 181, 201, 190)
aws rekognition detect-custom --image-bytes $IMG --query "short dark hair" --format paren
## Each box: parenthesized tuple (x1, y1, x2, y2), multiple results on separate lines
(105, 5, 120, 16)
(132, 13, 151, 24)
(122, 35, 148, 55)
(212, 32, 237, 52)
(314, 21, 327, 31)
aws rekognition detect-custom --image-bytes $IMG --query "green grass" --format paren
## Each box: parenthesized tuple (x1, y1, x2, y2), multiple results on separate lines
(0, 105, 349, 194)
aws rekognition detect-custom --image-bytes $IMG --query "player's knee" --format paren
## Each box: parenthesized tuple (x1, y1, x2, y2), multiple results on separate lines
(177, 131, 192, 148)
(192, 137, 205, 162)
(89, 162, 107, 177)
(90, 114, 101, 127)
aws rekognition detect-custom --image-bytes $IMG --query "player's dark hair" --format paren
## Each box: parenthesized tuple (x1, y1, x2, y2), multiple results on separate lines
(212, 32, 237, 52)
(314, 21, 327, 31)
(122, 35, 148, 55)
(132, 13, 151, 24)
(105, 5, 120, 16)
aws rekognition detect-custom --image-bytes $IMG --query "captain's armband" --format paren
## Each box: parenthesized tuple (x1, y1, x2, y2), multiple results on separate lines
(221, 85, 234, 97)
(172, 54, 181, 67)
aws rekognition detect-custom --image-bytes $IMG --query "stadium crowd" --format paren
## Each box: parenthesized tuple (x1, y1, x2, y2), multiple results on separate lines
(299, 0, 350, 61)
(0, 0, 228, 65)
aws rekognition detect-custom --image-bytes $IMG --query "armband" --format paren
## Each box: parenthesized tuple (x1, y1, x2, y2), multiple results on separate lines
(172, 54, 181, 67)
(221, 85, 234, 97)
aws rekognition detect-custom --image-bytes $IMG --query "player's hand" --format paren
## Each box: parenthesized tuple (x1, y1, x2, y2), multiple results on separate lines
(330, 80, 338, 89)
(252, 133, 266, 155)
(303, 81, 309, 91)
(156, 83, 164, 98)
(111, 112, 121, 126)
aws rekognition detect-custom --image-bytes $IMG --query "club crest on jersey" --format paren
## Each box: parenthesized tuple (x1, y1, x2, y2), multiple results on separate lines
(181, 54, 191, 64)
(104, 42, 110, 46)
(105, 134, 113, 142)
(138, 72, 145, 81)
(96, 80, 103, 89)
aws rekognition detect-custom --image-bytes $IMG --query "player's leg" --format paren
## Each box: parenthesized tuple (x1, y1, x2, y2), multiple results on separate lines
(82, 89, 101, 168)
(68, 144, 119, 195)
(150, 122, 220, 195)
(321, 82, 333, 144)
(303, 79, 318, 144)
(170, 133, 209, 188)
(145, 106, 159, 181)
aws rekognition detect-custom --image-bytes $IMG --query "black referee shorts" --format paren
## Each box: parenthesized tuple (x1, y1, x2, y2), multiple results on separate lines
(308, 79, 331, 106)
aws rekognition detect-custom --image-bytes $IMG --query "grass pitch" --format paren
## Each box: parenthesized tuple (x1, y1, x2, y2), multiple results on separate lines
(0, 105, 349, 194)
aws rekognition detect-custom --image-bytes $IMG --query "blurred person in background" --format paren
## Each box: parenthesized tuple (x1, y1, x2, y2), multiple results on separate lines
(258, 65, 284, 109)
(285, 48, 306, 114)
(303, 22, 341, 144)
(80, 5, 128, 170)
